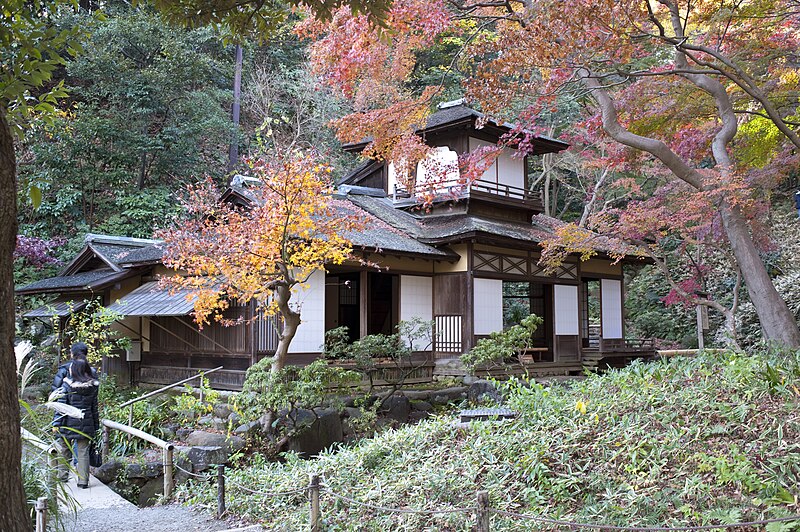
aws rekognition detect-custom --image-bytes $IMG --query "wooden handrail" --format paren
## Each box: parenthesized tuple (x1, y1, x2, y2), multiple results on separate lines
(101, 418, 174, 498)
(101, 419, 173, 450)
(21, 427, 58, 455)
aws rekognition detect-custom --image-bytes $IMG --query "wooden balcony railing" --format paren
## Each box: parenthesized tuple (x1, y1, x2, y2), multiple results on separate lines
(394, 178, 538, 203)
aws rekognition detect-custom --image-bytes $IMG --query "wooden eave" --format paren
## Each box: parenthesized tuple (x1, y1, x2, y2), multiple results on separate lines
(60, 244, 122, 275)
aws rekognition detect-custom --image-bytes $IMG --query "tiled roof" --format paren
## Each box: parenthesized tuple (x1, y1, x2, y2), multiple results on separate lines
(23, 299, 88, 318)
(114, 243, 165, 266)
(418, 213, 555, 244)
(220, 185, 457, 260)
(330, 198, 456, 258)
(343, 193, 634, 256)
(16, 269, 138, 295)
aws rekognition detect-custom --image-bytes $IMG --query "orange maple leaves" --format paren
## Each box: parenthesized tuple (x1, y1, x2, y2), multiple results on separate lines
(158, 153, 361, 327)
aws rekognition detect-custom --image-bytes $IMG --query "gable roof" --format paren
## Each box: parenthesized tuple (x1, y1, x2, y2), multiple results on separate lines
(342, 102, 570, 156)
(61, 234, 161, 275)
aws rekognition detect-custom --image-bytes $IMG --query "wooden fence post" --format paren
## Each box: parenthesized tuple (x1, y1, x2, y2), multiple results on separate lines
(47, 448, 58, 490)
(35, 496, 47, 532)
(217, 464, 226, 518)
(476, 490, 490, 532)
(309, 474, 321, 532)
(102, 425, 110, 463)
(163, 445, 174, 498)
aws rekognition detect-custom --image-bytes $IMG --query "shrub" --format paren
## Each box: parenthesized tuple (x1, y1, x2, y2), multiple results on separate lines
(233, 357, 360, 446)
(461, 314, 543, 372)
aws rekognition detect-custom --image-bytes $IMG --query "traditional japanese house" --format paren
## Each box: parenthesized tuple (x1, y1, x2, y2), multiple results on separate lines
(16, 101, 655, 389)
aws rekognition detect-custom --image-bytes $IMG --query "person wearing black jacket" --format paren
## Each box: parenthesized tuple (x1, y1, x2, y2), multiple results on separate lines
(53, 358, 99, 488)
(52, 342, 97, 393)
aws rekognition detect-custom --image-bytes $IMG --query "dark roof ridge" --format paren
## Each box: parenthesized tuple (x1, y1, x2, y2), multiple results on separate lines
(85, 233, 160, 247)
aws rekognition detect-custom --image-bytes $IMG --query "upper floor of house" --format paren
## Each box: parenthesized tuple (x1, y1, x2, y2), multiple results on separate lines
(340, 100, 569, 223)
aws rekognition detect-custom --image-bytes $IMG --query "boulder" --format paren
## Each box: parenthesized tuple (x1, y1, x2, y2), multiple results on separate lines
(178, 445, 228, 471)
(160, 423, 179, 440)
(380, 395, 411, 422)
(176, 427, 194, 441)
(138, 476, 164, 506)
(286, 407, 343, 457)
(343, 407, 363, 419)
(410, 400, 433, 412)
(228, 412, 242, 426)
(233, 420, 261, 435)
(467, 380, 503, 405)
(432, 394, 451, 405)
(184, 430, 245, 453)
(212, 417, 227, 431)
(125, 461, 162, 480)
(93, 458, 125, 484)
(197, 415, 214, 426)
(213, 403, 232, 419)
(409, 410, 430, 423)
(173, 453, 193, 482)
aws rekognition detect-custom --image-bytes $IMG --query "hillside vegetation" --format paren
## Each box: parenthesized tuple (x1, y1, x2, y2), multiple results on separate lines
(178, 351, 800, 530)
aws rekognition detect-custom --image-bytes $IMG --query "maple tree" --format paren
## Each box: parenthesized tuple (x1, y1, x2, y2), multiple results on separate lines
(301, 0, 800, 348)
(159, 153, 360, 372)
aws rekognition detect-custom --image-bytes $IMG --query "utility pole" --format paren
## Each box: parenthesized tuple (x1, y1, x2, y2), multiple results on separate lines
(228, 44, 243, 173)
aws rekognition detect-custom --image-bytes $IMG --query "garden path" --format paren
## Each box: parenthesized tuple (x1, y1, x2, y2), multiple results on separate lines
(58, 473, 262, 532)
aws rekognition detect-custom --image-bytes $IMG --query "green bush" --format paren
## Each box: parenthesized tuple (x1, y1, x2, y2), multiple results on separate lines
(461, 314, 543, 372)
(233, 358, 360, 430)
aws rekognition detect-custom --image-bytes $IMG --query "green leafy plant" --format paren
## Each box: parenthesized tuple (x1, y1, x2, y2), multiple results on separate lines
(54, 299, 129, 365)
(233, 357, 360, 452)
(322, 326, 352, 360)
(176, 349, 800, 530)
(16, 341, 81, 527)
(461, 314, 543, 373)
(173, 377, 219, 423)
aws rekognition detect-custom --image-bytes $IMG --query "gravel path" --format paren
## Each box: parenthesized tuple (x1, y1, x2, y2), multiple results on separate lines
(61, 505, 259, 532)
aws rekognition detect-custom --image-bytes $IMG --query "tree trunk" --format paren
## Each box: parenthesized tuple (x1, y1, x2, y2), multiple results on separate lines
(581, 71, 800, 349)
(228, 44, 243, 173)
(0, 108, 30, 532)
(271, 282, 301, 373)
(718, 200, 800, 346)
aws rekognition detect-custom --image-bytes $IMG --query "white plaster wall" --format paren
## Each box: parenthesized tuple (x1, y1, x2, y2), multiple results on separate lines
(554, 284, 579, 336)
(497, 148, 525, 189)
(387, 161, 398, 196)
(468, 138, 524, 189)
(473, 278, 503, 335)
(400, 275, 433, 350)
(601, 279, 623, 339)
(288, 270, 326, 353)
(468, 137, 498, 183)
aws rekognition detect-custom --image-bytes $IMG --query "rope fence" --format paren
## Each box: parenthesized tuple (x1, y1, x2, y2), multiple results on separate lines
(195, 464, 800, 532)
